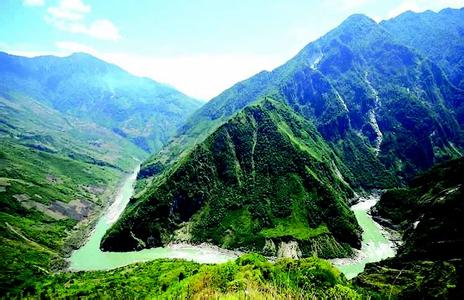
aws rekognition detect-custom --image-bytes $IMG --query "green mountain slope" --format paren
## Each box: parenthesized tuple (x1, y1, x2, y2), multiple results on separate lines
(0, 52, 203, 152)
(355, 158, 464, 298)
(139, 10, 464, 192)
(101, 99, 361, 258)
(0, 89, 146, 296)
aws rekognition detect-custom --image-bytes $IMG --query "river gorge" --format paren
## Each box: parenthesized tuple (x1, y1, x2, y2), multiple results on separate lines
(70, 167, 397, 279)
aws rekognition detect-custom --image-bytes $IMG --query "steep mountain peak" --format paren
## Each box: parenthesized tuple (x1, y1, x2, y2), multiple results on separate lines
(59, 52, 123, 74)
(66, 52, 108, 64)
(332, 13, 379, 36)
(312, 12, 385, 54)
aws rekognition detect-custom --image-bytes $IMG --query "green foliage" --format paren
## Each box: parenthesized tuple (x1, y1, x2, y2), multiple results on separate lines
(3, 8, 464, 299)
(356, 259, 464, 299)
(0, 140, 127, 296)
(381, 8, 464, 89)
(32, 254, 363, 299)
(375, 157, 464, 260)
(261, 224, 329, 241)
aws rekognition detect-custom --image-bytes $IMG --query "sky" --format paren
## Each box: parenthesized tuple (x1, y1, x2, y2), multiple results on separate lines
(1, 0, 463, 100)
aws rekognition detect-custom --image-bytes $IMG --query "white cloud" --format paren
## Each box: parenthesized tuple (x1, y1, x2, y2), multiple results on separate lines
(23, 0, 45, 6)
(85, 20, 121, 41)
(59, 19, 121, 41)
(47, 0, 90, 20)
(51, 19, 121, 40)
(45, 0, 120, 40)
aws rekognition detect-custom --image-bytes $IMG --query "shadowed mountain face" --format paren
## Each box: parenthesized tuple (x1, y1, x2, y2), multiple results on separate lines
(374, 158, 464, 261)
(381, 8, 464, 90)
(140, 10, 464, 188)
(0, 52, 203, 153)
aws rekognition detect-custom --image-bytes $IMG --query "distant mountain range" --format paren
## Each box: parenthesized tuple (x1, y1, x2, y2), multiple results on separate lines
(0, 52, 203, 152)
(102, 8, 464, 258)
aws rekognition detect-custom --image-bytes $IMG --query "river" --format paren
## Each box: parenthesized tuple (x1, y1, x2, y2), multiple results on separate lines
(330, 195, 397, 279)
(70, 168, 396, 278)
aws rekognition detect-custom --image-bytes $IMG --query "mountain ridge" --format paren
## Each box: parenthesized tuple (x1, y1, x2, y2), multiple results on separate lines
(138, 8, 464, 190)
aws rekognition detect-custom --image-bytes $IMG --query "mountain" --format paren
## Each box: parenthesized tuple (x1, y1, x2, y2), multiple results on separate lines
(356, 158, 464, 298)
(139, 10, 464, 192)
(0, 50, 201, 295)
(3, 6, 464, 299)
(0, 52, 203, 152)
(101, 99, 361, 258)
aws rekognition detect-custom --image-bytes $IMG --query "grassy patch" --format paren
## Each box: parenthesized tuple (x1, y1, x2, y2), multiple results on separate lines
(261, 223, 330, 241)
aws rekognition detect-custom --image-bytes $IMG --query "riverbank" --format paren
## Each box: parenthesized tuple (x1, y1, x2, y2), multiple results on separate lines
(167, 242, 243, 259)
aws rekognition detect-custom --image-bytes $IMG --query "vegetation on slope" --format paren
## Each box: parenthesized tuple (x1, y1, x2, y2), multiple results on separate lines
(102, 99, 361, 258)
(355, 158, 464, 298)
(381, 7, 464, 89)
(0, 90, 145, 297)
(32, 253, 363, 299)
(0, 142, 119, 296)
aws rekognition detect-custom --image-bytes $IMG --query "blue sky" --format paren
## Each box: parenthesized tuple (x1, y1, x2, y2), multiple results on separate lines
(1, 0, 463, 99)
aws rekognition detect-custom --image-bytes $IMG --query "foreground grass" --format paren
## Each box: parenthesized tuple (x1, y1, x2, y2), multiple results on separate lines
(32, 254, 363, 299)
